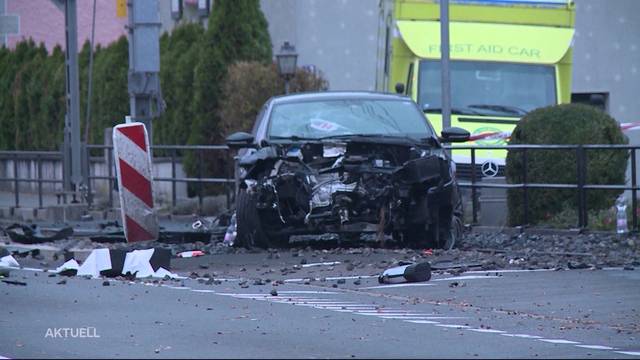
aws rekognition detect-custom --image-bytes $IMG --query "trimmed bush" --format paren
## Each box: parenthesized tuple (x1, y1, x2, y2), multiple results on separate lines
(184, 0, 273, 196)
(218, 62, 330, 136)
(506, 104, 628, 226)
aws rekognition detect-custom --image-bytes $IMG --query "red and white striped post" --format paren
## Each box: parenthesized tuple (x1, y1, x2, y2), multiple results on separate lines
(113, 122, 159, 242)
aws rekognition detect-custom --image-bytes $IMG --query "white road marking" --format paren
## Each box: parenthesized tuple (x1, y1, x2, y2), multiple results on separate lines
(436, 324, 470, 329)
(309, 305, 375, 308)
(296, 301, 356, 305)
(433, 275, 500, 281)
(575, 345, 615, 350)
(538, 339, 580, 345)
(362, 283, 435, 289)
(615, 351, 640, 356)
(380, 316, 463, 320)
(9, 266, 45, 272)
(191, 289, 216, 293)
(301, 261, 341, 268)
(352, 309, 421, 314)
(165, 286, 191, 290)
(405, 320, 440, 324)
(466, 269, 554, 274)
(306, 305, 363, 309)
(278, 291, 339, 294)
(468, 328, 506, 333)
(355, 312, 431, 317)
(500, 334, 542, 339)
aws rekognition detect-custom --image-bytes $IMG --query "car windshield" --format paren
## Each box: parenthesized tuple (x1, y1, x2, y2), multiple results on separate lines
(418, 60, 556, 117)
(268, 98, 434, 140)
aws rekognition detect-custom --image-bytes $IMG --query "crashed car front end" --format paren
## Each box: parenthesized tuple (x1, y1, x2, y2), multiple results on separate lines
(227, 93, 467, 248)
(238, 137, 455, 239)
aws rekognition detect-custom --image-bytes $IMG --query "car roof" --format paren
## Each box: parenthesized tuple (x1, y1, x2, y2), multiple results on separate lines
(269, 91, 412, 105)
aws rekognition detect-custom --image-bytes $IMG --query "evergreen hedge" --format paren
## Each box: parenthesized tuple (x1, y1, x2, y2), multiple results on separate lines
(506, 104, 628, 226)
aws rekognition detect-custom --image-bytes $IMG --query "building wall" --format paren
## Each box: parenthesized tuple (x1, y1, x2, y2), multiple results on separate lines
(2, 0, 126, 51)
(572, 0, 639, 124)
(260, 0, 380, 91)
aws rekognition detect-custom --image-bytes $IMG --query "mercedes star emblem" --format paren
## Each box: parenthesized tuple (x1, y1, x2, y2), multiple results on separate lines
(481, 160, 499, 177)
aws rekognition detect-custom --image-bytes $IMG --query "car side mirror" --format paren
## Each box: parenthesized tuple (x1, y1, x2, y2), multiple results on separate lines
(439, 127, 470, 143)
(226, 132, 255, 149)
(394, 83, 405, 94)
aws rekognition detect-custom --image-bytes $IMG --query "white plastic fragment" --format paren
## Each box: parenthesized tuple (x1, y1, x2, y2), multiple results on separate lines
(55, 259, 79, 274)
(122, 249, 155, 278)
(0, 255, 20, 268)
(77, 249, 112, 278)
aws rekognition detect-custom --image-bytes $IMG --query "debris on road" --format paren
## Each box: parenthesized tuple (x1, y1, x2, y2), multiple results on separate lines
(378, 261, 431, 284)
(301, 261, 341, 268)
(1, 279, 27, 286)
(77, 248, 113, 278)
(0, 247, 20, 277)
(222, 213, 237, 247)
(177, 250, 205, 258)
(3, 223, 73, 244)
(122, 248, 174, 278)
(55, 259, 80, 276)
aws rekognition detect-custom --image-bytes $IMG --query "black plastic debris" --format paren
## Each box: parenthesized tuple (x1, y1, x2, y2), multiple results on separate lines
(567, 261, 590, 270)
(100, 249, 127, 278)
(378, 261, 431, 284)
(149, 248, 171, 272)
(3, 223, 73, 244)
(2, 280, 27, 286)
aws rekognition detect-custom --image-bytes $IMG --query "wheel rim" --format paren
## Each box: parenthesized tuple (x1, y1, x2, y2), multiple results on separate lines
(444, 216, 463, 250)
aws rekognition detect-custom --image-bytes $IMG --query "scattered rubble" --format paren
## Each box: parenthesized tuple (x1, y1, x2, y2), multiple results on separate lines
(2, 223, 73, 244)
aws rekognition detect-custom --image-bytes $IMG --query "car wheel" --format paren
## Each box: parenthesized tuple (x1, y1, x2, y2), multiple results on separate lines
(235, 189, 270, 249)
(441, 215, 463, 251)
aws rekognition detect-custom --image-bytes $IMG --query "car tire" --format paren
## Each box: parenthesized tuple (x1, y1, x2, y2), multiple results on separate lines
(441, 215, 463, 250)
(235, 189, 270, 249)
(444, 188, 465, 250)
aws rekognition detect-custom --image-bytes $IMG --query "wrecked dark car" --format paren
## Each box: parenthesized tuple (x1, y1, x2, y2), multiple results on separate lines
(226, 92, 469, 249)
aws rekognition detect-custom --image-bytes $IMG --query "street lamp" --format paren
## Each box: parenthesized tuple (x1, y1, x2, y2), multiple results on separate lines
(276, 41, 298, 94)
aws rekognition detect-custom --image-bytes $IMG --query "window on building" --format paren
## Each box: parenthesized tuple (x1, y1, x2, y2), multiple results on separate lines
(571, 92, 609, 113)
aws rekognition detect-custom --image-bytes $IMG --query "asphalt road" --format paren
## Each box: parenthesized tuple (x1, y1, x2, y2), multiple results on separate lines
(2, 252, 640, 359)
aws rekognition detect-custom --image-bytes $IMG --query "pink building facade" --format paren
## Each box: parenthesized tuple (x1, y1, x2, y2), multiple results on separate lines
(3, 0, 126, 51)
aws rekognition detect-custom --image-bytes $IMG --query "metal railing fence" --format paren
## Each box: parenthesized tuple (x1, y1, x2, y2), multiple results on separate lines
(447, 144, 639, 232)
(0, 144, 637, 233)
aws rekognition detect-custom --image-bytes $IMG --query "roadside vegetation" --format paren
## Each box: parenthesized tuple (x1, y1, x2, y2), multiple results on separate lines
(506, 104, 629, 227)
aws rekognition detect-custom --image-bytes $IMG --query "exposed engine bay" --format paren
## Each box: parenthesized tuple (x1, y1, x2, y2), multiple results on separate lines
(237, 137, 458, 246)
